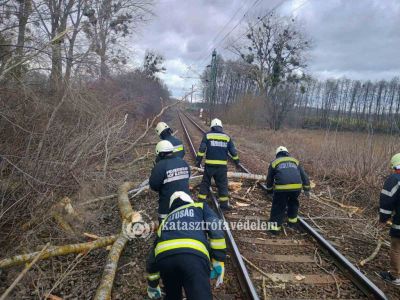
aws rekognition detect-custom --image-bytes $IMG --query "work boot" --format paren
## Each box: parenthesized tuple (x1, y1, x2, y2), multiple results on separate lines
(219, 201, 232, 211)
(287, 222, 302, 232)
(378, 271, 400, 286)
(147, 285, 162, 299)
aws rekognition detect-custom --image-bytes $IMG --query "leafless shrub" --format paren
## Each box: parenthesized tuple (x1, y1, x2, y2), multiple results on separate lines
(0, 74, 169, 251)
(228, 125, 399, 209)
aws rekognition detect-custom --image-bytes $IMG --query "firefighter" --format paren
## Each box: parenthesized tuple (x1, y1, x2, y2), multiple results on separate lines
(377, 153, 400, 286)
(154, 191, 226, 300)
(195, 118, 239, 210)
(149, 140, 191, 221)
(156, 122, 185, 159)
(146, 140, 191, 298)
(266, 146, 311, 234)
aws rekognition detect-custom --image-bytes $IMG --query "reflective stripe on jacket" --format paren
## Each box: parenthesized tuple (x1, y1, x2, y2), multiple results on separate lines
(155, 202, 226, 262)
(266, 154, 310, 192)
(380, 173, 400, 237)
(149, 156, 191, 216)
(164, 135, 185, 158)
(196, 127, 238, 166)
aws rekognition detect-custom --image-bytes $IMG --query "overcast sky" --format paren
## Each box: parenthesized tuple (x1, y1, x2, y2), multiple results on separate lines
(131, 0, 400, 98)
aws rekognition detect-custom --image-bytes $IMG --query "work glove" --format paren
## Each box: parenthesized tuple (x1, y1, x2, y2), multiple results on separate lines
(147, 285, 162, 299)
(210, 259, 225, 287)
(304, 191, 311, 198)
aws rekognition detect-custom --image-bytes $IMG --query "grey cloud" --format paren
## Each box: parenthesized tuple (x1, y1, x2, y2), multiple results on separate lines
(297, 0, 400, 78)
(132, 0, 400, 96)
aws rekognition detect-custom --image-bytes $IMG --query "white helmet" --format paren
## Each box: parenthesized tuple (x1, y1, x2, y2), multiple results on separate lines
(276, 146, 288, 155)
(169, 191, 194, 208)
(210, 118, 223, 128)
(155, 140, 174, 155)
(155, 122, 170, 136)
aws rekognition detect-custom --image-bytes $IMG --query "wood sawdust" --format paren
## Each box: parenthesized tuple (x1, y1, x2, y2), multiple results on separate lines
(228, 181, 242, 192)
(235, 201, 250, 207)
(231, 195, 251, 202)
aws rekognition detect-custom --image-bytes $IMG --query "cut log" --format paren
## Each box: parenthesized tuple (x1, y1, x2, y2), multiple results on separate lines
(0, 236, 117, 269)
(118, 182, 136, 221)
(93, 234, 128, 300)
(191, 167, 266, 181)
(94, 181, 143, 300)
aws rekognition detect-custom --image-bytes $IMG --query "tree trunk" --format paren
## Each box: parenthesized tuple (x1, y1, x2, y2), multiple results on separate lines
(50, 41, 63, 90)
(65, 2, 83, 83)
(14, 0, 31, 79)
(100, 52, 108, 78)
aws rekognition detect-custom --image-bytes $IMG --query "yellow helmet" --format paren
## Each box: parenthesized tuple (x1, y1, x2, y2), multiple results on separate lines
(390, 153, 400, 169)
(276, 146, 288, 155)
(155, 122, 170, 136)
(210, 118, 223, 128)
(155, 140, 174, 155)
(169, 191, 193, 208)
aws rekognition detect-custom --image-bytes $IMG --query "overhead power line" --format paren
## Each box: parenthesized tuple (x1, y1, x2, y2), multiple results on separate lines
(184, 0, 309, 88)
(196, 0, 264, 67)
(228, 0, 309, 47)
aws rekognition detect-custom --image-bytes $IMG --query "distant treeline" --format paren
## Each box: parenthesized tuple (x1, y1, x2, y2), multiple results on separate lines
(203, 58, 400, 133)
(297, 77, 400, 132)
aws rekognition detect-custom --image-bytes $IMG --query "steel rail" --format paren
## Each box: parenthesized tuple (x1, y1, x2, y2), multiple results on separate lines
(180, 110, 388, 300)
(178, 112, 260, 300)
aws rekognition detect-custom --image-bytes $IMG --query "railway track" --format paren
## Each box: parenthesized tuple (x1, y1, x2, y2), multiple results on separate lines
(177, 110, 388, 300)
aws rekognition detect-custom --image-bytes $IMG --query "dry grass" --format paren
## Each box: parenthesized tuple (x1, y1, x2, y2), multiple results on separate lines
(227, 125, 399, 207)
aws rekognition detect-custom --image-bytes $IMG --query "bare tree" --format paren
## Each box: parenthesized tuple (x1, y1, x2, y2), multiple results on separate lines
(13, 0, 32, 77)
(231, 13, 311, 129)
(31, 0, 75, 90)
(82, 0, 153, 78)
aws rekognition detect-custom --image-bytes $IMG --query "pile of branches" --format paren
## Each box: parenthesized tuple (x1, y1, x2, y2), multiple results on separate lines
(0, 80, 173, 251)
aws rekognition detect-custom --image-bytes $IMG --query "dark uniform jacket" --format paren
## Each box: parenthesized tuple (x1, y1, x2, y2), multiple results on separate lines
(155, 201, 226, 262)
(149, 156, 191, 219)
(380, 172, 400, 237)
(196, 126, 239, 166)
(266, 153, 310, 193)
(161, 132, 185, 159)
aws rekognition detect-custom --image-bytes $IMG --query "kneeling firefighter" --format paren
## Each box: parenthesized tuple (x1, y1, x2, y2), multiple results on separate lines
(156, 122, 185, 159)
(196, 118, 239, 210)
(377, 153, 400, 286)
(266, 146, 311, 234)
(150, 191, 227, 300)
(146, 141, 191, 298)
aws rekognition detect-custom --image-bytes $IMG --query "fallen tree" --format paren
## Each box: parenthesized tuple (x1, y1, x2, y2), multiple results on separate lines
(191, 166, 267, 181)
(79, 175, 203, 206)
(0, 236, 117, 269)
(94, 234, 130, 300)
(94, 182, 142, 300)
